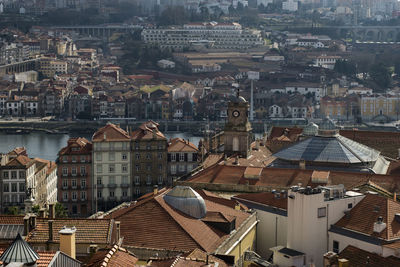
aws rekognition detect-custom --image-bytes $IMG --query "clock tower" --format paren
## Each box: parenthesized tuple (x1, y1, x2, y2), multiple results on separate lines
(224, 90, 252, 158)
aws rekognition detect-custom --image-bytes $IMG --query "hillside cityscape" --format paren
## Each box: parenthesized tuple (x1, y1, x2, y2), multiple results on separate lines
(0, 0, 400, 266)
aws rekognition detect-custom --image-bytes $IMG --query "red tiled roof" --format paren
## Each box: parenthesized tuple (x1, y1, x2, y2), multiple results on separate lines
(338, 245, 400, 267)
(168, 138, 198, 152)
(131, 121, 166, 141)
(0, 215, 24, 225)
(104, 188, 250, 253)
(92, 124, 130, 142)
(6, 155, 33, 168)
(26, 218, 114, 244)
(85, 245, 138, 267)
(233, 192, 287, 210)
(334, 194, 400, 241)
(58, 137, 92, 155)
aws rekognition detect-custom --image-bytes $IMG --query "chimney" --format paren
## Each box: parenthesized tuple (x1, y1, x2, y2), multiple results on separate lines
(48, 220, 54, 242)
(153, 185, 158, 195)
(338, 258, 349, 267)
(49, 203, 55, 219)
(299, 160, 306, 170)
(59, 226, 77, 259)
(89, 244, 98, 254)
(103, 133, 107, 140)
(23, 215, 29, 236)
(373, 216, 386, 233)
(115, 221, 121, 241)
(234, 201, 241, 210)
(29, 214, 37, 231)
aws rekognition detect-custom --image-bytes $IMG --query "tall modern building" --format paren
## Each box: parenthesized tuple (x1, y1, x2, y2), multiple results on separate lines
(57, 137, 93, 217)
(92, 124, 131, 212)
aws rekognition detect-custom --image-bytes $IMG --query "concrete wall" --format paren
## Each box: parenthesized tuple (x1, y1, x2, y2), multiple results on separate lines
(257, 210, 287, 258)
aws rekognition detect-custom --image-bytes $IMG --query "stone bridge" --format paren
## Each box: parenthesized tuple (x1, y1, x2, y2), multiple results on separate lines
(0, 59, 39, 75)
(334, 26, 400, 42)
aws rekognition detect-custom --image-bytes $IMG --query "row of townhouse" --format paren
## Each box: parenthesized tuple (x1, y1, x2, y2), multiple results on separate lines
(233, 185, 400, 267)
(0, 147, 57, 213)
(57, 122, 199, 217)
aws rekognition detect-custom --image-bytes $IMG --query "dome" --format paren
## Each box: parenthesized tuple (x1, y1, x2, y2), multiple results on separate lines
(303, 122, 319, 136)
(237, 96, 247, 103)
(164, 186, 207, 219)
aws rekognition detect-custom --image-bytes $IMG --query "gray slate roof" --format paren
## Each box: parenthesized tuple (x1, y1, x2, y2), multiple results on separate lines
(274, 135, 380, 164)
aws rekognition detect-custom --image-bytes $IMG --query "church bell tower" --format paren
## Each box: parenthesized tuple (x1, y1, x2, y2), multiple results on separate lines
(224, 89, 252, 158)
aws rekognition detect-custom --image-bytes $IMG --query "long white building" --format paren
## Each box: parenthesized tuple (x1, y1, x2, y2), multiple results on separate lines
(141, 22, 263, 50)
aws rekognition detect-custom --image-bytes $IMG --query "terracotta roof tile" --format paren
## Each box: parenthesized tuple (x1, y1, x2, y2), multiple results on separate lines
(104, 188, 250, 253)
(168, 138, 198, 152)
(6, 155, 33, 167)
(338, 245, 400, 267)
(26, 218, 114, 244)
(233, 192, 287, 210)
(0, 249, 56, 267)
(0, 215, 24, 225)
(131, 121, 166, 141)
(58, 137, 92, 156)
(85, 245, 138, 267)
(92, 124, 130, 142)
(334, 194, 400, 241)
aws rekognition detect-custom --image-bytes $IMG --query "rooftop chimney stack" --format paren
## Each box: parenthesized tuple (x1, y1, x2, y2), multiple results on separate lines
(59, 226, 77, 259)
(48, 220, 54, 242)
(49, 203, 55, 219)
(116, 221, 121, 242)
(153, 185, 158, 195)
(23, 215, 29, 236)
(373, 216, 386, 233)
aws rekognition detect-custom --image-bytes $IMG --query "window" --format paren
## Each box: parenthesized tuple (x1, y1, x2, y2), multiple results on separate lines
(63, 192, 68, 201)
(158, 153, 163, 159)
(97, 190, 102, 198)
(135, 187, 140, 195)
(109, 152, 115, 161)
(135, 164, 140, 171)
(62, 156, 68, 163)
(171, 165, 176, 174)
(146, 144, 151, 150)
(134, 176, 140, 185)
(80, 156, 85, 163)
(81, 191, 86, 200)
(122, 190, 128, 197)
(348, 203, 353, 209)
(122, 164, 128, 173)
(146, 153, 151, 160)
(96, 165, 102, 173)
(135, 142, 139, 150)
(97, 177, 102, 185)
(63, 179, 68, 189)
(62, 167, 68, 176)
(146, 175, 151, 185)
(3, 183, 9, 192)
(109, 191, 115, 197)
(135, 153, 140, 160)
(3, 172, 8, 179)
(71, 167, 77, 176)
(187, 164, 193, 172)
(147, 164, 151, 171)
(72, 191, 77, 200)
(11, 171, 17, 179)
(71, 179, 77, 189)
(158, 175, 163, 185)
(179, 153, 185, 161)
(158, 164, 163, 171)
(333, 241, 339, 253)
(81, 179, 86, 188)
(171, 153, 176, 161)
(318, 207, 327, 218)
(158, 143, 164, 150)
(80, 166, 86, 176)
(109, 164, 115, 173)
(109, 142, 115, 150)
(96, 153, 102, 161)
(188, 153, 193, 162)
(109, 176, 115, 185)
(19, 171, 25, 179)
(122, 153, 127, 160)
(11, 183, 17, 192)
(72, 156, 77, 163)
(179, 165, 185, 172)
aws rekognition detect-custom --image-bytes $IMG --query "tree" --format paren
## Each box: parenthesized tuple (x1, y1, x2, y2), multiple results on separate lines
(370, 63, 391, 89)
(334, 60, 356, 76)
(55, 202, 67, 218)
(32, 205, 40, 214)
(6, 206, 20, 215)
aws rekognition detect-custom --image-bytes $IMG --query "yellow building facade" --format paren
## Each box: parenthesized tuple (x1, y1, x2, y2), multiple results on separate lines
(361, 95, 400, 121)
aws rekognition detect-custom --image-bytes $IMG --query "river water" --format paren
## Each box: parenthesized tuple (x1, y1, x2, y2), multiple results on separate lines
(0, 132, 203, 161)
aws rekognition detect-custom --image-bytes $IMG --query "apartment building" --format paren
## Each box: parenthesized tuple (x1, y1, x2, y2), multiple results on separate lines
(131, 121, 167, 197)
(142, 22, 263, 50)
(92, 124, 131, 212)
(167, 138, 199, 183)
(57, 137, 93, 217)
(361, 94, 400, 122)
(39, 58, 68, 77)
(35, 158, 57, 207)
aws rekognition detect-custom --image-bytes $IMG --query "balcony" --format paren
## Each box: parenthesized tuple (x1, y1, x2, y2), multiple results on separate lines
(62, 186, 68, 190)
(96, 184, 104, 189)
(108, 183, 117, 189)
(80, 173, 86, 177)
(108, 196, 117, 201)
(121, 183, 130, 188)
(71, 173, 77, 177)
(72, 198, 78, 202)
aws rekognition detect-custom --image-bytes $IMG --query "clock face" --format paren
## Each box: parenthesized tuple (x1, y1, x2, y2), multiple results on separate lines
(232, 110, 240, 118)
